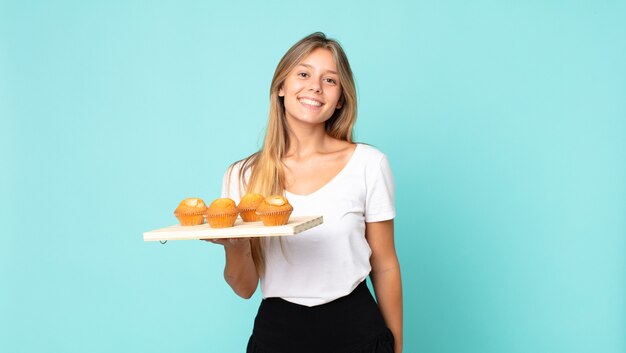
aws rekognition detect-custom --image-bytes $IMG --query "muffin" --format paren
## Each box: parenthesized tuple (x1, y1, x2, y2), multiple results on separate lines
(174, 198, 207, 226)
(256, 195, 293, 226)
(237, 193, 265, 222)
(204, 198, 238, 228)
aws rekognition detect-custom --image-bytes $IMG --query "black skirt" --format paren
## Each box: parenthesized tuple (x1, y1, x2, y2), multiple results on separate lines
(247, 280, 394, 353)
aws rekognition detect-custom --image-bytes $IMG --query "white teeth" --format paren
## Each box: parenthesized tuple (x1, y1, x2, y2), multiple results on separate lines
(299, 98, 322, 107)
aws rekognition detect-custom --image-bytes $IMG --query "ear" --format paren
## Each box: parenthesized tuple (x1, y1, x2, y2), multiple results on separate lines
(336, 99, 343, 109)
(278, 86, 285, 97)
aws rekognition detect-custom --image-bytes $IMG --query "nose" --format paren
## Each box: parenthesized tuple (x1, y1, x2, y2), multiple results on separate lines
(308, 80, 322, 93)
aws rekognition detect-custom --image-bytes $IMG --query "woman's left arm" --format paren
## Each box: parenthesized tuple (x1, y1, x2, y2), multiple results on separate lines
(366, 219, 403, 353)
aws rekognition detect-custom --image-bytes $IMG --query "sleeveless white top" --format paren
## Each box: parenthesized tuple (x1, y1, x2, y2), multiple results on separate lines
(221, 144, 395, 306)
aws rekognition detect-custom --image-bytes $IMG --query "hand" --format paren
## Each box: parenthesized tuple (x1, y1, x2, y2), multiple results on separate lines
(203, 237, 252, 249)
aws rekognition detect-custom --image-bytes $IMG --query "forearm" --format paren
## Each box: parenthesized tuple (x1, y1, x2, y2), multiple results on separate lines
(371, 266, 403, 353)
(223, 240, 259, 298)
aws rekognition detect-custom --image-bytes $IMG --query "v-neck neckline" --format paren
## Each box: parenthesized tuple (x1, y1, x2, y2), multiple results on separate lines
(285, 143, 360, 199)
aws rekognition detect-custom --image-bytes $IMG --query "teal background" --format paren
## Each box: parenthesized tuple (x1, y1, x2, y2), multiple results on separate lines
(1, 0, 624, 352)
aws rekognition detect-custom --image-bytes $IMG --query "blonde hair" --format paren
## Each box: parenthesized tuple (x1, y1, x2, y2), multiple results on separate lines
(231, 32, 357, 274)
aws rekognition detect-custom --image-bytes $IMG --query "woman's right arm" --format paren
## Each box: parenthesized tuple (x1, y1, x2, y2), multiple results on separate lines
(214, 164, 258, 298)
(209, 238, 259, 299)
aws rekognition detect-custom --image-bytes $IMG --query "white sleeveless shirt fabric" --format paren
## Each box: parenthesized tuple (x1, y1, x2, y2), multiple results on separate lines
(221, 144, 395, 307)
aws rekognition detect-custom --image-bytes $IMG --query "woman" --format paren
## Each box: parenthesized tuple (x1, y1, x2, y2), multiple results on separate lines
(209, 32, 403, 353)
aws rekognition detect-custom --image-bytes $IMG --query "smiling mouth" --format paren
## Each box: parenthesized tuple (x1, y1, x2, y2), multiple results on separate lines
(298, 98, 323, 107)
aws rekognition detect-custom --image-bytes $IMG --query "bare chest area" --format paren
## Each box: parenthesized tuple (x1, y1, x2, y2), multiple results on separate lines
(283, 146, 356, 196)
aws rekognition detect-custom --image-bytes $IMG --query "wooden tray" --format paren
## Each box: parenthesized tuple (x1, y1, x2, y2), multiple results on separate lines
(143, 216, 323, 242)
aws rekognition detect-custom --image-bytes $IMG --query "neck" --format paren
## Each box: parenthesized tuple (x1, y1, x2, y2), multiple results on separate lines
(285, 120, 331, 158)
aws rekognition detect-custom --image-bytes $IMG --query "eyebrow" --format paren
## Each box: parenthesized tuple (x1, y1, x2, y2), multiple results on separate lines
(298, 63, 338, 75)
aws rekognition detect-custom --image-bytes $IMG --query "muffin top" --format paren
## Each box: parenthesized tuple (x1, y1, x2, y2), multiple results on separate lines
(256, 195, 293, 214)
(237, 193, 265, 211)
(174, 197, 207, 215)
(205, 198, 238, 215)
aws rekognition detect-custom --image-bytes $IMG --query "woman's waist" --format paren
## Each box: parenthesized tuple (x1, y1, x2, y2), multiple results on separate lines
(255, 280, 386, 333)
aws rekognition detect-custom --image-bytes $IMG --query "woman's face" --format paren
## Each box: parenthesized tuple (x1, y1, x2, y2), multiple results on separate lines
(279, 48, 342, 127)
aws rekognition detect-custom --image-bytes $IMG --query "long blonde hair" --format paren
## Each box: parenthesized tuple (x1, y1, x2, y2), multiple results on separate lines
(231, 32, 357, 274)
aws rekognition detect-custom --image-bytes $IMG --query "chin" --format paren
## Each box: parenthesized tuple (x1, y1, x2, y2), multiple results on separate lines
(293, 117, 330, 126)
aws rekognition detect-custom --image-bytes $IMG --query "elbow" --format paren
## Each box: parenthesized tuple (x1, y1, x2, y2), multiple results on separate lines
(370, 264, 401, 277)
(225, 275, 258, 299)
(233, 284, 257, 299)
(236, 288, 255, 299)
(223, 265, 259, 300)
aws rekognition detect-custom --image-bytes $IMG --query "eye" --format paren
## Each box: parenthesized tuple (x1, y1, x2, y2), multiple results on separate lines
(297, 72, 309, 78)
(324, 77, 337, 85)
